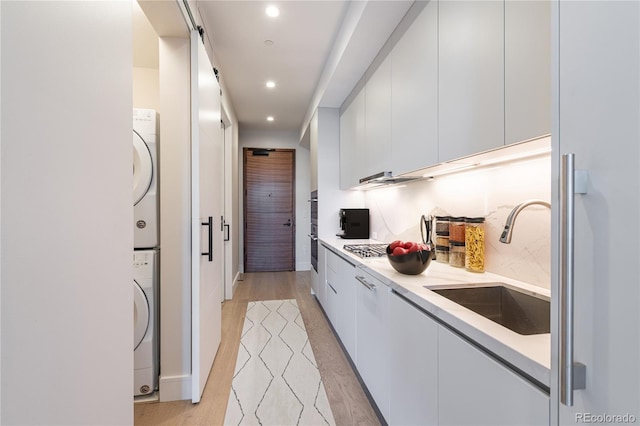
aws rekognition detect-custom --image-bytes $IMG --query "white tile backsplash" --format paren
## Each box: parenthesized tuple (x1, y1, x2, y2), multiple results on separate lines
(365, 155, 551, 289)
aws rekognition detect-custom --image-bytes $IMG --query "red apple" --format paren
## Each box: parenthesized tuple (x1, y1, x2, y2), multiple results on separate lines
(389, 240, 404, 251)
(392, 246, 408, 256)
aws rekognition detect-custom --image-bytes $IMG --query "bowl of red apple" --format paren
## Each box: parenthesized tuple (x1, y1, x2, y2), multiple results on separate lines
(386, 240, 435, 275)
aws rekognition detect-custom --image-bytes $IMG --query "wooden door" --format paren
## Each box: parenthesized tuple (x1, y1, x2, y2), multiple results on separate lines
(243, 148, 295, 272)
(191, 30, 222, 403)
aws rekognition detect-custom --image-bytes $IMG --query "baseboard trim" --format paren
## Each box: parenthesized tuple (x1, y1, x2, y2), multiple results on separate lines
(231, 272, 241, 298)
(159, 374, 191, 402)
(296, 261, 311, 271)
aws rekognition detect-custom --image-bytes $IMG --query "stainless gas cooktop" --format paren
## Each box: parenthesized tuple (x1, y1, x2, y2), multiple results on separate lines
(343, 243, 388, 258)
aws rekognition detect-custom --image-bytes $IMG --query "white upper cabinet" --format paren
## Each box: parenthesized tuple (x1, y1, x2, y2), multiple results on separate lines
(505, 0, 551, 144)
(340, 79, 366, 189)
(438, 0, 505, 162)
(340, 0, 551, 184)
(364, 53, 393, 178)
(391, 1, 438, 176)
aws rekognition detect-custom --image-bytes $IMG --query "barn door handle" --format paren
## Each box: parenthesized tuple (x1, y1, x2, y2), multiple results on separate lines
(201, 216, 213, 262)
(283, 219, 292, 227)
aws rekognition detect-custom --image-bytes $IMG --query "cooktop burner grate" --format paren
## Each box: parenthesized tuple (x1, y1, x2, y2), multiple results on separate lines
(343, 243, 388, 258)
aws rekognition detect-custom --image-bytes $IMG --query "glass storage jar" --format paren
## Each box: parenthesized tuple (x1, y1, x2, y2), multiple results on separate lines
(449, 241, 465, 268)
(435, 245, 450, 263)
(434, 216, 451, 236)
(465, 217, 485, 272)
(449, 217, 466, 243)
(435, 235, 450, 247)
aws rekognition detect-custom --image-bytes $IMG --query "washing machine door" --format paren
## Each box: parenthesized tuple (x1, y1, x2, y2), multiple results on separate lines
(133, 130, 153, 206)
(133, 280, 150, 351)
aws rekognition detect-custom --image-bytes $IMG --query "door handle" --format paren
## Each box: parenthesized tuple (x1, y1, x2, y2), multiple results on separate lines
(224, 224, 230, 242)
(283, 219, 292, 227)
(201, 216, 213, 262)
(560, 153, 586, 406)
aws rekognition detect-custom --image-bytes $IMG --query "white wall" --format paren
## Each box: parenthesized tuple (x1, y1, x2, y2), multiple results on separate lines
(158, 36, 193, 402)
(133, 68, 159, 111)
(133, 0, 159, 111)
(0, 1, 4, 419)
(1, 2, 132, 424)
(313, 108, 365, 239)
(365, 155, 551, 289)
(239, 129, 311, 271)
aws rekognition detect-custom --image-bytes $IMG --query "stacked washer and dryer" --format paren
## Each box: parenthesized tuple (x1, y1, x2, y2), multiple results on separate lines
(133, 108, 159, 398)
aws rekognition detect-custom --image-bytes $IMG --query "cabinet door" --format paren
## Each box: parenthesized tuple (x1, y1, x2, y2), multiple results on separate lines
(340, 83, 365, 189)
(324, 256, 338, 327)
(553, 1, 639, 422)
(326, 250, 357, 359)
(355, 270, 390, 422)
(317, 244, 327, 308)
(391, 1, 438, 175)
(438, 326, 549, 426)
(438, 0, 504, 162)
(364, 54, 392, 177)
(389, 292, 439, 426)
(505, 0, 551, 145)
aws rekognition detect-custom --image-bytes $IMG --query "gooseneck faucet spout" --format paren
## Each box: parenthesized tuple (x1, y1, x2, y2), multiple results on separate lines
(500, 199, 551, 244)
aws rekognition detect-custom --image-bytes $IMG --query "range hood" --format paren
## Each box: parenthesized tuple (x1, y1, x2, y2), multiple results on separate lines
(357, 171, 419, 189)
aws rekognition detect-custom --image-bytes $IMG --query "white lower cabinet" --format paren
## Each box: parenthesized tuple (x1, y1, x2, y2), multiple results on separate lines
(325, 249, 357, 360)
(316, 244, 327, 308)
(389, 292, 439, 425)
(354, 269, 390, 422)
(438, 326, 549, 426)
(321, 253, 549, 426)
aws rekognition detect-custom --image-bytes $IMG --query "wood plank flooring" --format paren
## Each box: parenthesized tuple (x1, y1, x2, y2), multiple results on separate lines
(134, 271, 380, 426)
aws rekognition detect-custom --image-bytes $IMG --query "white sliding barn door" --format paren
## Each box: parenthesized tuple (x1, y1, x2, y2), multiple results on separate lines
(191, 30, 223, 403)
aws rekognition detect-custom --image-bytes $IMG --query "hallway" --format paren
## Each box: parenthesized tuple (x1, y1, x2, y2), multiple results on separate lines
(134, 272, 380, 425)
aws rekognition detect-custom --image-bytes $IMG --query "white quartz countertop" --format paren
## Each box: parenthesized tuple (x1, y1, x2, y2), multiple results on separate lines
(321, 237, 551, 388)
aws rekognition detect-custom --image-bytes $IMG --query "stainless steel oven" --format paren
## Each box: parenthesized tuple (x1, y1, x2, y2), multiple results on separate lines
(309, 190, 318, 271)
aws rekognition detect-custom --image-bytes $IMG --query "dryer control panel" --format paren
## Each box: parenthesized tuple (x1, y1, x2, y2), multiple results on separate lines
(133, 250, 156, 280)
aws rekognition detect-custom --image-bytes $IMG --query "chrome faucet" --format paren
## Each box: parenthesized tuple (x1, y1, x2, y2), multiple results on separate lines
(499, 199, 551, 244)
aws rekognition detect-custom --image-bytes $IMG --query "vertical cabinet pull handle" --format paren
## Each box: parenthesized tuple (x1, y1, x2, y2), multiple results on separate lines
(560, 153, 586, 407)
(224, 224, 230, 242)
(201, 216, 213, 262)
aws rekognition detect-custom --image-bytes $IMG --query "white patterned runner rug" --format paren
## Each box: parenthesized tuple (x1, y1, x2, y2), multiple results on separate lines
(224, 299, 336, 426)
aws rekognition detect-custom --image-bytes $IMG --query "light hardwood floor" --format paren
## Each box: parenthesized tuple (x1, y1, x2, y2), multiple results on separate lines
(134, 271, 380, 426)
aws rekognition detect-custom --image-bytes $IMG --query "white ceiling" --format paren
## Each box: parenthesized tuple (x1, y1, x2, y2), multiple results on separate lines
(136, 0, 414, 136)
(198, 1, 349, 132)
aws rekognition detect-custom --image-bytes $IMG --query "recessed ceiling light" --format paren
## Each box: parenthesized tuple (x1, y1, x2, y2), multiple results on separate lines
(266, 81, 276, 89)
(266, 116, 275, 122)
(265, 5, 279, 17)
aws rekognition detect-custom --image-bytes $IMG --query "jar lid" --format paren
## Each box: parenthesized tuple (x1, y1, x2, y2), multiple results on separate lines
(450, 217, 466, 222)
(435, 245, 450, 251)
(435, 231, 450, 236)
(435, 216, 451, 221)
(465, 217, 485, 223)
(449, 241, 465, 246)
